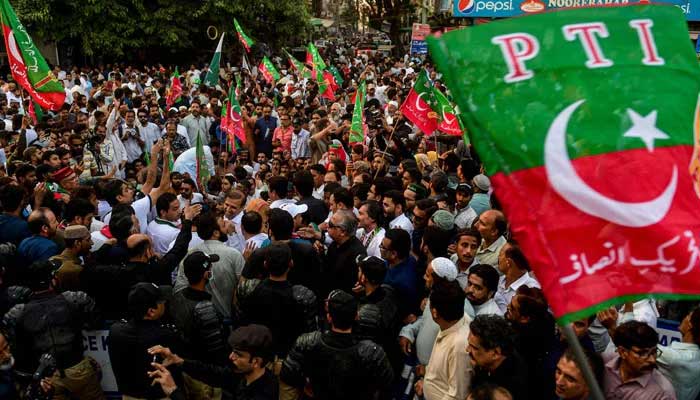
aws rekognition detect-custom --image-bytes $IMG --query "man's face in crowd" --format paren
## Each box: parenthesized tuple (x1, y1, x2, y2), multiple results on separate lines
(412, 206, 428, 229)
(150, 106, 160, 119)
(229, 349, 257, 374)
(43, 210, 59, 237)
(367, 184, 379, 201)
(191, 103, 201, 117)
(476, 211, 498, 242)
(180, 182, 194, 200)
(457, 234, 479, 266)
(46, 154, 61, 168)
(255, 105, 262, 116)
(505, 295, 524, 324)
(119, 182, 136, 204)
(311, 114, 321, 126)
(138, 112, 149, 126)
(467, 333, 497, 369)
(262, 106, 272, 118)
(403, 189, 416, 211)
(330, 104, 340, 115)
(497, 243, 512, 275)
(324, 172, 338, 185)
(555, 357, 588, 400)
(257, 153, 267, 164)
(60, 108, 69, 120)
(357, 204, 374, 230)
(163, 199, 181, 222)
(465, 273, 491, 306)
(382, 197, 398, 219)
(379, 238, 395, 262)
(76, 233, 94, 255)
(456, 190, 472, 209)
(77, 113, 88, 125)
(402, 171, 413, 189)
(372, 156, 385, 173)
(20, 171, 37, 188)
(619, 344, 658, 376)
(126, 111, 136, 125)
(70, 138, 84, 155)
(277, 106, 286, 116)
(224, 196, 244, 219)
(311, 169, 324, 188)
(280, 114, 291, 128)
(60, 152, 72, 167)
(327, 213, 345, 242)
(166, 123, 177, 138)
(171, 174, 183, 190)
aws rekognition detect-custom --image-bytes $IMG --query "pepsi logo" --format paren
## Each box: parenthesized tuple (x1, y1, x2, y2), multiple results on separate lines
(457, 0, 475, 13)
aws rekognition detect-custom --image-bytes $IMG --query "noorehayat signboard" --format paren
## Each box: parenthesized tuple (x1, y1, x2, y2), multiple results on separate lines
(453, 0, 698, 21)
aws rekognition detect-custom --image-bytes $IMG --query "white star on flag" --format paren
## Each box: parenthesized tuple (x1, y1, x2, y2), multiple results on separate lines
(623, 109, 669, 152)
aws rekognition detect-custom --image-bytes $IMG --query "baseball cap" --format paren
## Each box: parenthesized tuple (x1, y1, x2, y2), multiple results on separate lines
(183, 251, 220, 277)
(228, 324, 274, 361)
(279, 203, 308, 218)
(128, 283, 171, 317)
(473, 174, 491, 192)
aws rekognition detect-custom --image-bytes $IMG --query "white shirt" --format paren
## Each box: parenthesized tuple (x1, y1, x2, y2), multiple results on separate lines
(245, 233, 269, 250)
(103, 195, 152, 235)
(464, 298, 503, 320)
(147, 218, 180, 255)
(97, 200, 111, 221)
(226, 212, 245, 253)
(291, 129, 311, 159)
(167, 232, 204, 251)
(181, 114, 212, 146)
(454, 206, 477, 230)
(312, 184, 325, 200)
(494, 272, 540, 314)
(178, 193, 203, 210)
(120, 123, 145, 163)
(356, 227, 385, 258)
(390, 213, 414, 236)
(423, 315, 472, 400)
(139, 121, 162, 152)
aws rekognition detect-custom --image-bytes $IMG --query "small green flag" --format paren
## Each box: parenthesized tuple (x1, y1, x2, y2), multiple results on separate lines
(233, 18, 254, 53)
(203, 32, 225, 87)
(284, 49, 312, 79)
(349, 81, 366, 144)
(259, 56, 280, 84)
(307, 43, 327, 70)
(328, 65, 344, 85)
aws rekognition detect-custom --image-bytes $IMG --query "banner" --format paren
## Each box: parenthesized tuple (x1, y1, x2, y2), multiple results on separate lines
(453, 0, 699, 21)
(410, 23, 431, 55)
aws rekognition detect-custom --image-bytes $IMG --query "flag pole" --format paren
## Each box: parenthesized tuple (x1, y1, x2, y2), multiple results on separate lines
(560, 323, 605, 400)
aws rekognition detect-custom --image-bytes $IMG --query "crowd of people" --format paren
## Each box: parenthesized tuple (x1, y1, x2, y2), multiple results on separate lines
(0, 37, 696, 400)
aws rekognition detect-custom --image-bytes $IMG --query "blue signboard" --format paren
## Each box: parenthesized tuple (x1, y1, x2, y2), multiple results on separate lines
(453, 0, 698, 21)
(411, 40, 429, 55)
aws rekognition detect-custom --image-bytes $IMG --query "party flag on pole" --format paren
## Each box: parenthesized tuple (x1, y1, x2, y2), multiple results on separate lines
(259, 56, 280, 84)
(203, 32, 225, 87)
(234, 18, 254, 53)
(349, 81, 366, 144)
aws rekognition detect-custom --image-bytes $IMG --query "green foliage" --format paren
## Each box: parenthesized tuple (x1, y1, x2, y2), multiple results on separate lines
(11, 0, 311, 57)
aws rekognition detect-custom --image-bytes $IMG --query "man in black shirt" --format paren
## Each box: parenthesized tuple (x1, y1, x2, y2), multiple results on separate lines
(468, 314, 529, 400)
(108, 282, 181, 399)
(294, 170, 328, 225)
(237, 243, 316, 358)
(322, 209, 366, 297)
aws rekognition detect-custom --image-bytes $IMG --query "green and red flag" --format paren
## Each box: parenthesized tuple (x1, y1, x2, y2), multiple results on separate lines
(315, 68, 335, 101)
(225, 84, 246, 145)
(0, 0, 65, 111)
(234, 75, 242, 98)
(203, 32, 225, 87)
(27, 100, 42, 125)
(166, 67, 182, 109)
(307, 43, 327, 70)
(285, 49, 312, 79)
(431, 87, 462, 136)
(328, 65, 344, 86)
(428, 4, 700, 323)
(233, 18, 254, 53)
(349, 81, 366, 144)
(258, 56, 280, 84)
(400, 69, 438, 135)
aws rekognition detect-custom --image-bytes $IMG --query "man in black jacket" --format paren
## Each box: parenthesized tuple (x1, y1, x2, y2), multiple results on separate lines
(108, 282, 182, 399)
(280, 289, 394, 400)
(80, 203, 200, 319)
(4, 259, 104, 399)
(148, 324, 278, 400)
(294, 170, 328, 225)
(237, 243, 316, 359)
(169, 251, 228, 365)
(322, 209, 366, 297)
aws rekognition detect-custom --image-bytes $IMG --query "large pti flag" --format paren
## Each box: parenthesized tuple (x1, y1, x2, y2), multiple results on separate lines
(307, 43, 327, 70)
(259, 56, 280, 84)
(203, 32, 225, 87)
(234, 18, 254, 53)
(225, 84, 246, 145)
(428, 5, 700, 322)
(0, 0, 65, 111)
(400, 69, 439, 135)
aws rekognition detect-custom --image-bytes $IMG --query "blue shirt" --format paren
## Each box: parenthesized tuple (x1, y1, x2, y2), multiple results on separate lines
(384, 256, 419, 316)
(468, 192, 491, 217)
(18, 235, 59, 265)
(253, 116, 277, 157)
(0, 213, 31, 245)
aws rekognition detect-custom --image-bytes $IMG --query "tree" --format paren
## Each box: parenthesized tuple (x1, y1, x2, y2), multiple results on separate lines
(12, 0, 310, 58)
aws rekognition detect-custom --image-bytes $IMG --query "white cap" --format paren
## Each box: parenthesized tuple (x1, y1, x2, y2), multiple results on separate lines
(430, 257, 458, 281)
(279, 203, 308, 218)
